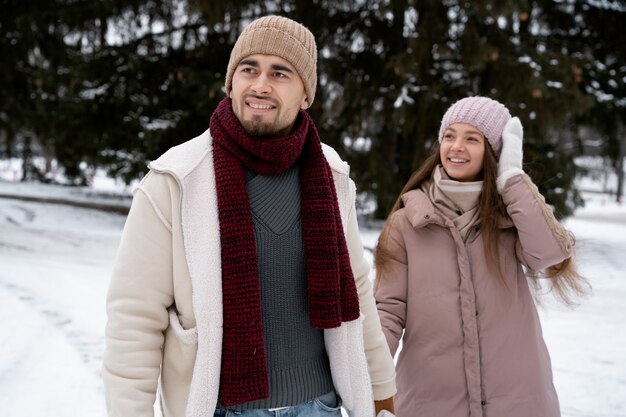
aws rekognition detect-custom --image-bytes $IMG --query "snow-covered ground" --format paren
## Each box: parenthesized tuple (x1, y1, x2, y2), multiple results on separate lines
(0, 193, 123, 416)
(0, 182, 624, 417)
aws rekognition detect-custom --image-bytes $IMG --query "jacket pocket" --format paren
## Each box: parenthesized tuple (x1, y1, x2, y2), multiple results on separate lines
(167, 306, 198, 345)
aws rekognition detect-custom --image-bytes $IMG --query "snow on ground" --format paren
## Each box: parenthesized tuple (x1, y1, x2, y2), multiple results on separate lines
(541, 195, 626, 417)
(0, 182, 624, 417)
(0, 194, 125, 416)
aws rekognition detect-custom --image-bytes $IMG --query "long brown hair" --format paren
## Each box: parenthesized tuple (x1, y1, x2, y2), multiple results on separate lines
(374, 142, 589, 305)
(528, 252, 589, 305)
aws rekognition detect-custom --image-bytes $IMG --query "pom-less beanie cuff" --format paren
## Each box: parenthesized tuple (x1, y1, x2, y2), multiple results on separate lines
(225, 15, 317, 107)
(438, 96, 511, 157)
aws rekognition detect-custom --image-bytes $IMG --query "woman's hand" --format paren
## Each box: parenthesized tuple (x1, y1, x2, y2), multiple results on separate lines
(496, 116, 525, 192)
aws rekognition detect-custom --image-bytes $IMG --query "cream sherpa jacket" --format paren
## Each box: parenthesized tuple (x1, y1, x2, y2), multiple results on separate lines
(102, 128, 396, 417)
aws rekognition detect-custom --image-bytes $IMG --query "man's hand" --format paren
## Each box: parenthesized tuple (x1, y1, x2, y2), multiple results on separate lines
(375, 397, 395, 416)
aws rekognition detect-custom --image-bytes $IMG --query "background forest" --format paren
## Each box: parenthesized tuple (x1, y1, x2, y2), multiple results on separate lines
(1, 0, 625, 218)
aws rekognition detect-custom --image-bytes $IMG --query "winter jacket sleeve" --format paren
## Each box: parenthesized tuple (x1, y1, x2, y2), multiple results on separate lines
(500, 173, 574, 272)
(345, 178, 397, 401)
(102, 171, 175, 417)
(374, 211, 409, 357)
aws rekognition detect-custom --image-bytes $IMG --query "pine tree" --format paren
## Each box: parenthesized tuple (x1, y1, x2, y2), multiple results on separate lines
(558, 1, 626, 202)
(2, 0, 624, 213)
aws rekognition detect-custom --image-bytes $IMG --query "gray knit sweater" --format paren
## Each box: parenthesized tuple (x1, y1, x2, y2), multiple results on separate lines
(229, 165, 335, 410)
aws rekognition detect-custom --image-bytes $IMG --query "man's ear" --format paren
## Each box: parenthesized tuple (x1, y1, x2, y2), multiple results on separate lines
(300, 96, 309, 110)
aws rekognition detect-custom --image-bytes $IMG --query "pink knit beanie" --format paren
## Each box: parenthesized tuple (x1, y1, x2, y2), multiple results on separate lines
(225, 16, 317, 107)
(438, 96, 511, 157)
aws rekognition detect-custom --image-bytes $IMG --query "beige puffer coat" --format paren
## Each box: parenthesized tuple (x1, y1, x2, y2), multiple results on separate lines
(376, 173, 572, 417)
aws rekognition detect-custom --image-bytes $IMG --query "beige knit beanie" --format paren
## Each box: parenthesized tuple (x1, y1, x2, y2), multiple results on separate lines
(225, 16, 317, 107)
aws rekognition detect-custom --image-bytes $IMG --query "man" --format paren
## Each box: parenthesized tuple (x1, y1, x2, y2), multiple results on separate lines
(103, 15, 396, 417)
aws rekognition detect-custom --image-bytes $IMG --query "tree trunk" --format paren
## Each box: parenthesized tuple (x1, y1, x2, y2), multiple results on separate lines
(616, 149, 624, 204)
(21, 135, 38, 181)
(615, 121, 625, 204)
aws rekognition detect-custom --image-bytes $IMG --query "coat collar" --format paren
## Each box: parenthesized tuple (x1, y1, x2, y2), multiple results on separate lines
(401, 188, 449, 229)
(148, 128, 349, 181)
(400, 188, 514, 230)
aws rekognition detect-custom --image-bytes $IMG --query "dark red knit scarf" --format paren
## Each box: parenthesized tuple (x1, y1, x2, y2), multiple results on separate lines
(209, 97, 360, 406)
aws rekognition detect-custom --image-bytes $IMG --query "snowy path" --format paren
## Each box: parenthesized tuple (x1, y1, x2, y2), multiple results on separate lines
(0, 194, 624, 416)
(540, 214, 626, 417)
(0, 198, 124, 416)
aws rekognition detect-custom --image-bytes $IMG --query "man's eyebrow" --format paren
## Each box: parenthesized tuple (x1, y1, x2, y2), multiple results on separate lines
(271, 64, 294, 73)
(238, 59, 259, 67)
(237, 59, 294, 74)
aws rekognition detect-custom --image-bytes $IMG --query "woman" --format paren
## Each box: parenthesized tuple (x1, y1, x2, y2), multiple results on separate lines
(374, 96, 588, 417)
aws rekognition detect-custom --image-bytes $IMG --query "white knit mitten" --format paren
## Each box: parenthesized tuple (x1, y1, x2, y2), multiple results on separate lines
(377, 411, 396, 417)
(496, 117, 524, 192)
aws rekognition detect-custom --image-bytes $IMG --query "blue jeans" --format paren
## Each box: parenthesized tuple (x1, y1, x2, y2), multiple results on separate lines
(213, 391, 342, 417)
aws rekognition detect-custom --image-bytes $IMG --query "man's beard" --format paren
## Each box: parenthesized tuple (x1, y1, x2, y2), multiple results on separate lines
(241, 115, 290, 139)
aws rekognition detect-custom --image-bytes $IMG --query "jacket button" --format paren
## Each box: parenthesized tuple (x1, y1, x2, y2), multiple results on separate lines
(481, 400, 487, 406)
(424, 214, 430, 219)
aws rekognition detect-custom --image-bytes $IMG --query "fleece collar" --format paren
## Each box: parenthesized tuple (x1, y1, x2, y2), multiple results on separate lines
(149, 128, 349, 182)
